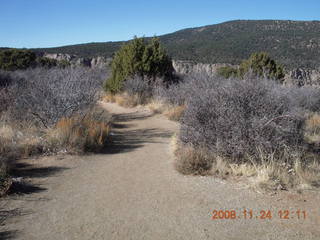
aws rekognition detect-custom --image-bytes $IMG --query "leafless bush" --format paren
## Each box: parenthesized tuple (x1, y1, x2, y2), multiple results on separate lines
(123, 75, 153, 104)
(0, 72, 14, 115)
(9, 67, 108, 127)
(0, 71, 13, 88)
(179, 74, 305, 162)
(153, 84, 185, 106)
(0, 88, 13, 115)
(153, 72, 211, 106)
(288, 86, 320, 112)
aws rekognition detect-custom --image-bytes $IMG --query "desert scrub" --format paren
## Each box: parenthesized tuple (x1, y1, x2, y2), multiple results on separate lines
(0, 66, 110, 197)
(174, 138, 320, 191)
(10, 67, 108, 127)
(175, 74, 320, 190)
(180, 76, 304, 160)
(48, 108, 111, 153)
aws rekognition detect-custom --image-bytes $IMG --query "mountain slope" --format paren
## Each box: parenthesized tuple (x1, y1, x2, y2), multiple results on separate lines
(32, 20, 320, 69)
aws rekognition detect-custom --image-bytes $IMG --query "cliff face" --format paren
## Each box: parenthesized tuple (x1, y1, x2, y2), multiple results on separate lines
(173, 60, 320, 87)
(43, 53, 111, 68)
(41, 54, 320, 87)
(172, 61, 235, 75)
(283, 68, 320, 86)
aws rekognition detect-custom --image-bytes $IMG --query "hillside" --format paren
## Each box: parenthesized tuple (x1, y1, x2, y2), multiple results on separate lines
(32, 20, 320, 69)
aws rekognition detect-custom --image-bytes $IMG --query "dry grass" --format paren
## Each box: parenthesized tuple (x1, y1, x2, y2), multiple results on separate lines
(0, 107, 111, 197)
(305, 113, 320, 144)
(48, 109, 111, 153)
(173, 136, 320, 192)
(104, 94, 185, 121)
(0, 125, 14, 187)
(0, 123, 43, 160)
(0, 106, 111, 194)
(174, 145, 213, 175)
(103, 94, 116, 103)
(148, 100, 185, 121)
(0, 122, 43, 195)
(147, 100, 167, 114)
(103, 92, 144, 108)
(163, 105, 185, 121)
(249, 157, 320, 192)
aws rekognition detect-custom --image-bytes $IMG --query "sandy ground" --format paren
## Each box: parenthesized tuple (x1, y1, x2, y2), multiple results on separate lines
(0, 102, 320, 240)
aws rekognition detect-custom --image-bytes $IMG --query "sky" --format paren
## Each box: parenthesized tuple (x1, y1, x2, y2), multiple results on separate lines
(1, 0, 319, 48)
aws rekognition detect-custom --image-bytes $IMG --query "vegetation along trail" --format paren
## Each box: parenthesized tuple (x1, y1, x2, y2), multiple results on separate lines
(1, 102, 320, 240)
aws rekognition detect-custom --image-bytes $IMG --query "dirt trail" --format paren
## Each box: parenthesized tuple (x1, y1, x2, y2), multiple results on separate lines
(1, 102, 320, 240)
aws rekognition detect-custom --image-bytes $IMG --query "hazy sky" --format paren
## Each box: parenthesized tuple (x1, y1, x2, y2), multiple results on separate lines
(1, 0, 319, 48)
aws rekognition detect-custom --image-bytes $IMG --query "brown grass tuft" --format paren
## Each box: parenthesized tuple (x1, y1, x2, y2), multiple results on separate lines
(164, 105, 185, 121)
(174, 137, 320, 192)
(103, 92, 144, 108)
(147, 100, 167, 114)
(305, 113, 320, 144)
(172, 136, 213, 175)
(103, 94, 116, 103)
(148, 100, 185, 121)
(48, 109, 111, 153)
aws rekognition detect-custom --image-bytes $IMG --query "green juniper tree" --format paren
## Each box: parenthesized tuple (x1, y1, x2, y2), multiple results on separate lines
(104, 37, 174, 93)
(238, 52, 285, 81)
(217, 52, 285, 82)
(0, 49, 37, 71)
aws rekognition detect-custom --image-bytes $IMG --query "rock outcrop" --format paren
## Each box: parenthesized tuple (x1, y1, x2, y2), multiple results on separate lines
(42, 53, 111, 68)
(173, 60, 320, 87)
(39, 55, 320, 87)
(43, 53, 76, 62)
(172, 60, 234, 76)
(284, 68, 320, 86)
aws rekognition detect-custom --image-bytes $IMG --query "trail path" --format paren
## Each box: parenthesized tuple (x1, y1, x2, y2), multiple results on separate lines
(1, 102, 320, 240)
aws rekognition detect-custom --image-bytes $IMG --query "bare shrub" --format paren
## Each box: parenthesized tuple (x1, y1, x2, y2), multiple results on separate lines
(0, 71, 14, 115)
(288, 86, 320, 112)
(10, 67, 108, 127)
(179, 75, 305, 162)
(123, 75, 153, 104)
(153, 80, 187, 106)
(0, 67, 110, 194)
(0, 88, 13, 115)
(0, 71, 13, 87)
(153, 72, 212, 106)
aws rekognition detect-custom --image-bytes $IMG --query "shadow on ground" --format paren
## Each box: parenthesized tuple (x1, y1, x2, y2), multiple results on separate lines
(8, 163, 68, 195)
(1, 161, 69, 236)
(0, 208, 29, 239)
(103, 111, 174, 154)
(0, 230, 18, 240)
(11, 163, 68, 179)
(112, 111, 154, 123)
